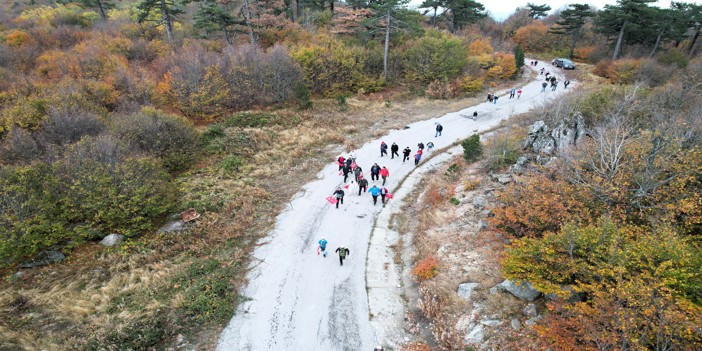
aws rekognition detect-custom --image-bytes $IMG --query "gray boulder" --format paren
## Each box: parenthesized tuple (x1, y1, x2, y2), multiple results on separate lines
(99, 234, 125, 247)
(525, 314, 543, 326)
(20, 251, 65, 268)
(523, 303, 538, 317)
(464, 324, 484, 343)
(496, 279, 541, 301)
(511, 318, 522, 331)
(158, 220, 186, 233)
(524, 114, 587, 155)
(478, 220, 488, 230)
(457, 282, 480, 301)
(524, 120, 556, 154)
(472, 196, 486, 209)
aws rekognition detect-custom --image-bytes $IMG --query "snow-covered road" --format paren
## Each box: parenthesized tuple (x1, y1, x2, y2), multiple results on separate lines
(216, 61, 570, 350)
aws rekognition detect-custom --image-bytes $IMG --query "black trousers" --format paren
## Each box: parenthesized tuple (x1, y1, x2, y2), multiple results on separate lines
(381, 149, 387, 157)
(391, 150, 399, 158)
(339, 255, 345, 265)
(335, 197, 343, 208)
(372, 195, 378, 205)
(359, 186, 367, 195)
(381, 194, 386, 203)
(403, 154, 410, 162)
(371, 173, 379, 181)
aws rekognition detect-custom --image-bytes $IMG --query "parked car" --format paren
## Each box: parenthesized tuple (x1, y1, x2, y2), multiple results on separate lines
(553, 58, 576, 70)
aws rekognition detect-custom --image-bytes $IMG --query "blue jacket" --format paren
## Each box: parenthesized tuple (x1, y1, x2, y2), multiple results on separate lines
(368, 186, 381, 196)
(318, 239, 328, 249)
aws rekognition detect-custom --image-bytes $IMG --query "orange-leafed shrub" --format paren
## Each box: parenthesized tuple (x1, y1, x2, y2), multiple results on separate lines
(468, 38, 493, 56)
(4, 30, 33, 47)
(512, 22, 559, 53)
(399, 341, 431, 351)
(412, 256, 439, 281)
(573, 45, 597, 61)
(594, 59, 642, 84)
(426, 78, 463, 99)
(486, 52, 516, 80)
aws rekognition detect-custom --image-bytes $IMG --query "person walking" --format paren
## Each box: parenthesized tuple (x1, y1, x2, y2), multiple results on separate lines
(414, 151, 422, 166)
(342, 163, 352, 183)
(380, 166, 389, 185)
(335, 246, 350, 266)
(354, 165, 363, 182)
(426, 141, 434, 151)
(509, 88, 516, 99)
(564, 80, 570, 89)
(333, 187, 344, 209)
(418, 142, 425, 151)
(540, 67, 544, 75)
(552, 81, 558, 91)
(435, 123, 443, 137)
(541, 82, 547, 93)
(318, 238, 328, 257)
(357, 177, 368, 196)
(380, 141, 388, 157)
(390, 142, 399, 159)
(337, 156, 345, 171)
(370, 163, 381, 181)
(402, 147, 411, 162)
(517, 88, 522, 99)
(380, 186, 389, 204)
(368, 185, 381, 205)
(493, 94, 499, 104)
(348, 180, 358, 196)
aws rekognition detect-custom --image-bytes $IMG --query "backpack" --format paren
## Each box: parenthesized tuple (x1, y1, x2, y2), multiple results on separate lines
(338, 247, 347, 257)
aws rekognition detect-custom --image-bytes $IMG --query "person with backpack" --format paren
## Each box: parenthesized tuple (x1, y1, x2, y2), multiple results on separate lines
(541, 82, 547, 93)
(370, 163, 381, 181)
(551, 80, 558, 91)
(335, 246, 350, 266)
(368, 185, 381, 205)
(337, 156, 345, 171)
(357, 177, 368, 196)
(332, 187, 345, 209)
(402, 147, 411, 163)
(435, 123, 443, 137)
(426, 142, 434, 151)
(509, 88, 516, 99)
(493, 94, 499, 104)
(354, 165, 363, 182)
(380, 166, 389, 185)
(380, 186, 389, 204)
(564, 80, 570, 89)
(390, 142, 399, 159)
(418, 142, 425, 151)
(318, 238, 328, 257)
(380, 141, 388, 157)
(414, 151, 422, 166)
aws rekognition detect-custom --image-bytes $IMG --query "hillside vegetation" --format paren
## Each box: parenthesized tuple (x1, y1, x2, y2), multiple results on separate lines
(0, 0, 701, 349)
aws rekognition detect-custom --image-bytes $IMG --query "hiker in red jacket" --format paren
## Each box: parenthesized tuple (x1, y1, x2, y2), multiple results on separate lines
(380, 166, 389, 186)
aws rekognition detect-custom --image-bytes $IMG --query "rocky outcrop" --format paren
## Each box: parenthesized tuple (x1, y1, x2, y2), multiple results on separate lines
(494, 279, 541, 301)
(523, 113, 587, 155)
(523, 303, 538, 317)
(20, 251, 65, 268)
(457, 282, 480, 301)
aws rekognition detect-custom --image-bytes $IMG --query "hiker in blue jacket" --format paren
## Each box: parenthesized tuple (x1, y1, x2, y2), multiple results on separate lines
(368, 185, 381, 205)
(318, 238, 328, 257)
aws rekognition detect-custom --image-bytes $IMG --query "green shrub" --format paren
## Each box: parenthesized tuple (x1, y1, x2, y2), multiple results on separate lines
(111, 107, 199, 171)
(175, 258, 237, 324)
(401, 31, 468, 84)
(485, 130, 522, 170)
(449, 197, 460, 205)
(462, 134, 482, 162)
(657, 49, 688, 68)
(294, 82, 312, 110)
(224, 112, 279, 128)
(218, 155, 244, 173)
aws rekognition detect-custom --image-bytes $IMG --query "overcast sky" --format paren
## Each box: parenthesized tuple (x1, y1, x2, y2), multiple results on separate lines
(408, 0, 701, 22)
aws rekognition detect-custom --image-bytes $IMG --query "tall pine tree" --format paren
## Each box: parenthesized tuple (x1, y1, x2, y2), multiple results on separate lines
(549, 3, 594, 59)
(595, 0, 656, 60)
(527, 2, 551, 19)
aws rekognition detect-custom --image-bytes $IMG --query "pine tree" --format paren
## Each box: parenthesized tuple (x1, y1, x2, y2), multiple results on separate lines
(527, 2, 551, 19)
(418, 0, 443, 28)
(194, 0, 242, 46)
(444, 0, 485, 32)
(81, 0, 115, 20)
(137, 0, 186, 42)
(595, 0, 656, 60)
(549, 3, 594, 59)
(514, 44, 524, 74)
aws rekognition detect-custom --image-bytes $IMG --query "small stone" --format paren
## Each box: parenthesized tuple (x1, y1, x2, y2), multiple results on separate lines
(20, 251, 66, 268)
(478, 220, 488, 230)
(480, 319, 502, 327)
(464, 324, 484, 343)
(523, 303, 538, 317)
(99, 234, 125, 247)
(472, 196, 486, 209)
(14, 271, 25, 279)
(511, 318, 522, 331)
(525, 315, 543, 326)
(497, 279, 541, 301)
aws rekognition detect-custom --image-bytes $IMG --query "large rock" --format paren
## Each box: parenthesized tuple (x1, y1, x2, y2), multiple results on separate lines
(99, 234, 125, 247)
(20, 251, 65, 268)
(457, 283, 480, 301)
(496, 279, 541, 301)
(524, 114, 587, 155)
(464, 324, 484, 344)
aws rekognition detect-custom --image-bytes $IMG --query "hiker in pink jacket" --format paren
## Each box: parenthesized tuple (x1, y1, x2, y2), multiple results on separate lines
(380, 166, 389, 186)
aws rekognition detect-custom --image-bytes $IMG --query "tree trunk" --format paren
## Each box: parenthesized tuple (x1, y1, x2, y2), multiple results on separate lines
(222, 24, 232, 47)
(160, 0, 173, 42)
(243, 0, 257, 46)
(688, 25, 701, 56)
(290, 0, 296, 22)
(96, 0, 107, 20)
(649, 32, 662, 58)
(612, 19, 628, 60)
(383, 10, 390, 80)
(329, 0, 334, 15)
(569, 28, 579, 59)
(433, 7, 437, 28)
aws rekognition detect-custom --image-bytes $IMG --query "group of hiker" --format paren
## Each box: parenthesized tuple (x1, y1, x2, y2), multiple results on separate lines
(316, 237, 350, 266)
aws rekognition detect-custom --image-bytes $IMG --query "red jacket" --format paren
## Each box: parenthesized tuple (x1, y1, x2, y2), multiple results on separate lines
(380, 168, 389, 177)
